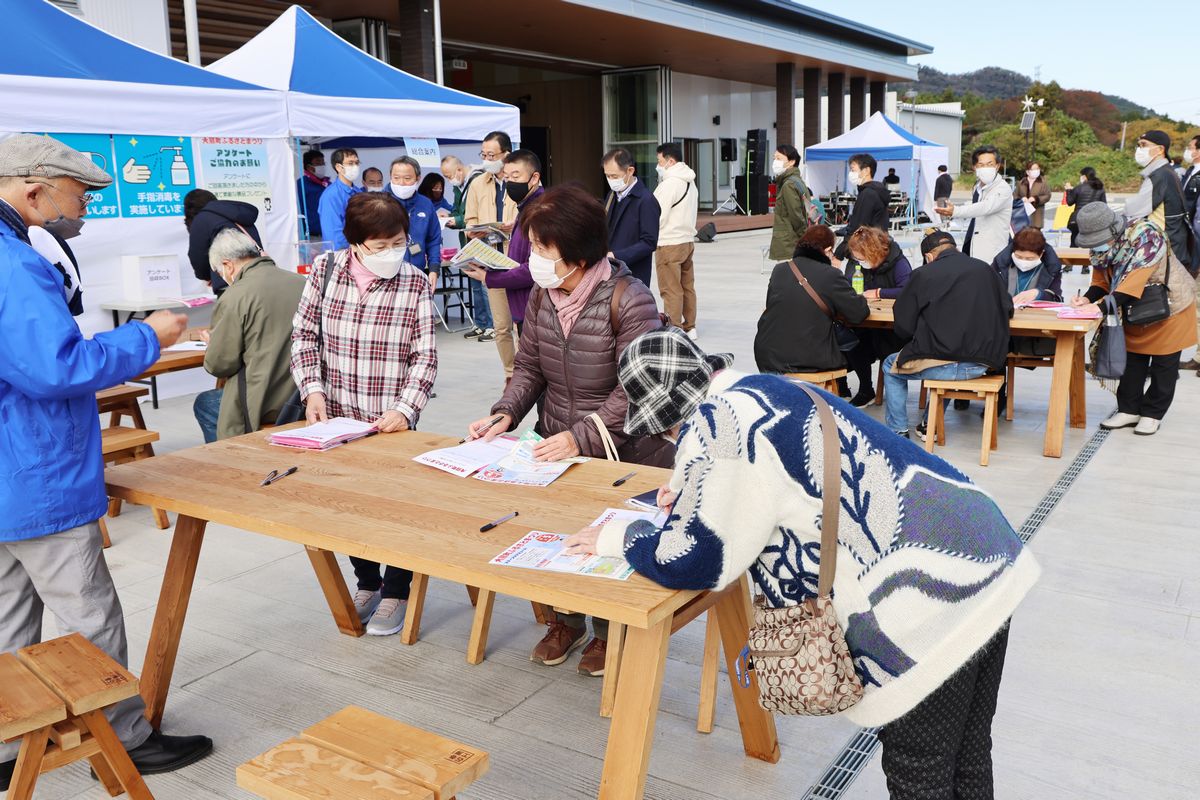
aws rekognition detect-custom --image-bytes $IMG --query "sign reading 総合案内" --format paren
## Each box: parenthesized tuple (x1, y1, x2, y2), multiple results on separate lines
(403, 137, 441, 169)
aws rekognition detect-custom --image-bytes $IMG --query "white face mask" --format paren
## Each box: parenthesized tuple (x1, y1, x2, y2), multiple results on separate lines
(847, 169, 862, 186)
(976, 167, 998, 185)
(1185, 149, 1196, 165)
(1012, 255, 1042, 272)
(1026, 169, 1040, 180)
(607, 175, 629, 193)
(340, 163, 361, 183)
(482, 159, 504, 175)
(366, 186, 385, 192)
(1134, 147, 1152, 167)
(529, 251, 576, 289)
(446, 174, 464, 188)
(355, 245, 405, 279)
(655, 164, 666, 178)
(310, 164, 326, 178)
(391, 182, 418, 200)
(771, 159, 787, 177)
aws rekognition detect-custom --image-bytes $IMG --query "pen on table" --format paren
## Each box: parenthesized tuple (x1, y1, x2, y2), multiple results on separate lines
(461, 415, 504, 443)
(261, 466, 298, 486)
(612, 470, 636, 487)
(480, 511, 518, 532)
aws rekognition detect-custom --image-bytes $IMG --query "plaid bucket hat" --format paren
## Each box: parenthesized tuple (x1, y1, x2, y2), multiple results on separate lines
(619, 328, 734, 437)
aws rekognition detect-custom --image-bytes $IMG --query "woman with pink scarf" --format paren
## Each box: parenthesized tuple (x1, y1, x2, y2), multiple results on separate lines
(465, 184, 672, 677)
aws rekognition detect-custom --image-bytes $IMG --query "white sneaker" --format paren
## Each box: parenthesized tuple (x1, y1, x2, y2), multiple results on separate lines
(1133, 417, 1160, 436)
(353, 589, 381, 624)
(1100, 412, 1140, 430)
(366, 598, 408, 636)
(686, 328, 698, 341)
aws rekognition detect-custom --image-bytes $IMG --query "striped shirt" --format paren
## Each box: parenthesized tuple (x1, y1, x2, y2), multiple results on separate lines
(291, 248, 438, 426)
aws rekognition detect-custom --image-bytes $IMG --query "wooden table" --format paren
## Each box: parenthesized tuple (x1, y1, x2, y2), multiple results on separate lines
(1057, 247, 1091, 266)
(858, 300, 1099, 458)
(105, 430, 780, 799)
(132, 344, 208, 408)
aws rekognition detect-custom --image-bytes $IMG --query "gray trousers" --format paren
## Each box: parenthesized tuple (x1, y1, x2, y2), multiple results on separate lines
(0, 522, 153, 760)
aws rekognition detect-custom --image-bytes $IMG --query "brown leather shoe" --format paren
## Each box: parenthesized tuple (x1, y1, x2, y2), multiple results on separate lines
(577, 637, 607, 677)
(530, 622, 586, 666)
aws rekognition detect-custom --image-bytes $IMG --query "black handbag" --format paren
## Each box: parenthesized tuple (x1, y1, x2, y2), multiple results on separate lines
(276, 253, 338, 426)
(1123, 252, 1172, 327)
(788, 260, 859, 352)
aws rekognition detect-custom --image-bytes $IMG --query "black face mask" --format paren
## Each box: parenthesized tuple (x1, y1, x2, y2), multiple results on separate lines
(505, 180, 531, 203)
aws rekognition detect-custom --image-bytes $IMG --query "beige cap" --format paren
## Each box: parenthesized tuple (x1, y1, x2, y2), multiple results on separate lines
(0, 134, 113, 189)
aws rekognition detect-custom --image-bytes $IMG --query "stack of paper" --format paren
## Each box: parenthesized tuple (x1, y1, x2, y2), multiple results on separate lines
(268, 418, 376, 451)
(413, 430, 586, 487)
(451, 238, 519, 271)
(413, 435, 518, 477)
(1020, 300, 1101, 319)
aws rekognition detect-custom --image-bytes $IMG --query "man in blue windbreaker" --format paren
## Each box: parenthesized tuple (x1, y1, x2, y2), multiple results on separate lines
(0, 135, 213, 790)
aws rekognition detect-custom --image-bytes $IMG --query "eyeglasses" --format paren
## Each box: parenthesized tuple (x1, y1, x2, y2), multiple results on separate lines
(479, 151, 503, 160)
(360, 239, 408, 255)
(27, 179, 93, 210)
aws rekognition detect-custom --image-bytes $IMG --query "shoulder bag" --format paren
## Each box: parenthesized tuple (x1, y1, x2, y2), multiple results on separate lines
(274, 253, 338, 427)
(1088, 295, 1126, 381)
(747, 383, 864, 716)
(788, 260, 859, 352)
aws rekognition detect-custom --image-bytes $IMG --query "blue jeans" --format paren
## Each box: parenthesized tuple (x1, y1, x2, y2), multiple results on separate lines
(470, 278, 493, 329)
(882, 353, 987, 433)
(194, 388, 223, 443)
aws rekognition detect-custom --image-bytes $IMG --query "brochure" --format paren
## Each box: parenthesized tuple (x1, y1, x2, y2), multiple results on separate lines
(413, 430, 585, 485)
(451, 237, 518, 271)
(412, 435, 518, 477)
(268, 418, 376, 451)
(488, 508, 662, 580)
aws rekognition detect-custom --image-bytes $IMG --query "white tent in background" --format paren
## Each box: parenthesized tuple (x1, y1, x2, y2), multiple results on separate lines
(805, 112, 950, 222)
(207, 5, 520, 141)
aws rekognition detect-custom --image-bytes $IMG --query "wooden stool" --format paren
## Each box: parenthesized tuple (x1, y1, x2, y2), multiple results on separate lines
(96, 384, 150, 429)
(1, 633, 153, 800)
(102, 426, 169, 531)
(874, 361, 885, 405)
(923, 375, 1005, 466)
(783, 368, 847, 394)
(238, 706, 488, 800)
(1005, 354, 1053, 422)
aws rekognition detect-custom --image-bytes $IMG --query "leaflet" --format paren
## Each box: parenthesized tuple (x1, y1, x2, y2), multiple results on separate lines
(488, 508, 662, 581)
(412, 435, 518, 477)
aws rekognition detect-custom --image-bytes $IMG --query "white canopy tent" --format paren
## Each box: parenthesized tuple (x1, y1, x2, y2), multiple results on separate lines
(804, 112, 950, 223)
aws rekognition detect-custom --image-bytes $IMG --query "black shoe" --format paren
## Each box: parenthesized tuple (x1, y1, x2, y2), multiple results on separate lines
(914, 422, 928, 442)
(850, 389, 876, 408)
(1062, 265, 1073, 274)
(953, 399, 970, 411)
(0, 759, 13, 792)
(125, 730, 214, 775)
(477, 328, 496, 342)
(463, 326, 486, 339)
(1080, 266, 1090, 275)
(835, 377, 852, 399)
(894, 429, 910, 439)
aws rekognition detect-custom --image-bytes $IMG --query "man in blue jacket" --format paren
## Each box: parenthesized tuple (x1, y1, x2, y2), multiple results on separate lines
(0, 135, 213, 790)
(602, 147, 660, 288)
(317, 148, 362, 249)
(386, 156, 442, 285)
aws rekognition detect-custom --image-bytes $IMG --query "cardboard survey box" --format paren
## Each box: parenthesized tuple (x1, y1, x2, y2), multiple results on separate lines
(122, 254, 182, 300)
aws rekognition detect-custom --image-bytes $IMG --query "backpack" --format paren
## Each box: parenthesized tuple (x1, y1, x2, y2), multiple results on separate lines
(789, 175, 826, 226)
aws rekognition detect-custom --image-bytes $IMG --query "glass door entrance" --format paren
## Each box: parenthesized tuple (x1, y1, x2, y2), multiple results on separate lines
(602, 66, 671, 191)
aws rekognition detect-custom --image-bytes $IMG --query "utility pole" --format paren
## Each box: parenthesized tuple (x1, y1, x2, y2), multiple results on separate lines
(1119, 121, 1128, 151)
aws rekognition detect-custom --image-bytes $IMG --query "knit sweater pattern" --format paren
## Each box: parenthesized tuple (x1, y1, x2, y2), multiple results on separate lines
(596, 370, 1040, 726)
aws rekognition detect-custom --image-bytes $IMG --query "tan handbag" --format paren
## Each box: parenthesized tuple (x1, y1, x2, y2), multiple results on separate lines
(747, 383, 864, 716)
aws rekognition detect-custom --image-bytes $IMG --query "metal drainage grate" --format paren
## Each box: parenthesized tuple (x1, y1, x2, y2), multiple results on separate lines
(800, 420, 1112, 798)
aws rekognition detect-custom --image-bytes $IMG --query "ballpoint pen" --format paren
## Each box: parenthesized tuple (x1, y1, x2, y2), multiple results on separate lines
(480, 511, 518, 532)
(612, 471, 636, 487)
(261, 466, 299, 486)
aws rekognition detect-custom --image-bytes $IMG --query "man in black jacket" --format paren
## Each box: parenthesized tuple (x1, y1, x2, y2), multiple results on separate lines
(184, 192, 262, 296)
(602, 147, 660, 287)
(934, 165, 953, 203)
(835, 152, 891, 258)
(882, 231, 1014, 438)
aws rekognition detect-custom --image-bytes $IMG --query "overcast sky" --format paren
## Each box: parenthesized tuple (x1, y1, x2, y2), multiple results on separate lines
(798, 0, 1198, 125)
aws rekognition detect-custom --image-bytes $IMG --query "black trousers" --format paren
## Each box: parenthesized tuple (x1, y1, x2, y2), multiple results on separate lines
(1116, 351, 1181, 420)
(877, 623, 1010, 800)
(846, 340, 877, 390)
(350, 558, 413, 600)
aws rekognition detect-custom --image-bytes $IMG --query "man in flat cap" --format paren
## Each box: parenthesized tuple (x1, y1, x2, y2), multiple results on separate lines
(1129, 130, 1199, 276)
(0, 134, 212, 790)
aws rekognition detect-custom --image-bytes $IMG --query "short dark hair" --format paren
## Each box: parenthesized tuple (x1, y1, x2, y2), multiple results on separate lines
(417, 172, 444, 201)
(656, 142, 683, 163)
(775, 144, 801, 166)
(1025, 160, 1042, 172)
(849, 153, 876, 175)
(390, 156, 421, 177)
(937, 164, 947, 172)
(342, 192, 409, 245)
(519, 183, 608, 268)
(504, 149, 542, 174)
(602, 147, 635, 170)
(1190, 135, 1200, 149)
(971, 145, 999, 165)
(362, 167, 383, 181)
(483, 130, 513, 154)
(330, 148, 358, 168)
(797, 224, 835, 253)
(183, 188, 216, 231)
(1011, 227, 1046, 255)
(887, 168, 897, 174)
(302, 150, 324, 168)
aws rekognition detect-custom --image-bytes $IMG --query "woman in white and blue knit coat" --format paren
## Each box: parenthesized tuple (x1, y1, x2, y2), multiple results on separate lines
(565, 328, 1040, 799)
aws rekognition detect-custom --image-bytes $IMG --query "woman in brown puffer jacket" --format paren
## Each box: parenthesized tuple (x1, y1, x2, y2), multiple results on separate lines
(466, 184, 672, 677)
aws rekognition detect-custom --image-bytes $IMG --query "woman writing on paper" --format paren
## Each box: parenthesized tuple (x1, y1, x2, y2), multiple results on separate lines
(464, 183, 672, 678)
(291, 192, 438, 636)
(562, 327, 1040, 799)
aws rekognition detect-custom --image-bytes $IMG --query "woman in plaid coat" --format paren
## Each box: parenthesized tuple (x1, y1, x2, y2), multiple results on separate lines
(291, 192, 438, 636)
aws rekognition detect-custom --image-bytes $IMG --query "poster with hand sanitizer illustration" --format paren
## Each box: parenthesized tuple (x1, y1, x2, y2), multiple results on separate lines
(112, 134, 196, 218)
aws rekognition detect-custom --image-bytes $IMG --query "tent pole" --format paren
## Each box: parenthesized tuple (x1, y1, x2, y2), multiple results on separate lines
(183, 0, 201, 65)
(433, 0, 445, 85)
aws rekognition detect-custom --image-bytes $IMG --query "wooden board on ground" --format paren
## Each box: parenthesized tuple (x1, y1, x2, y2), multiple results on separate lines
(237, 738, 435, 800)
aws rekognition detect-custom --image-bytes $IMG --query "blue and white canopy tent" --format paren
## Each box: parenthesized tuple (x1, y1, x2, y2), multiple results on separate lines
(207, 5, 520, 141)
(804, 112, 949, 224)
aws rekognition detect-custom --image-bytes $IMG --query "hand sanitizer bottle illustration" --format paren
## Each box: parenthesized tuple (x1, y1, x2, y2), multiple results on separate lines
(161, 146, 191, 185)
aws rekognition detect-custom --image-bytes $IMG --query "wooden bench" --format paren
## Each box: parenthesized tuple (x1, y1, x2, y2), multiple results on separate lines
(96, 384, 150, 429)
(1005, 354, 1053, 422)
(238, 705, 488, 800)
(102, 426, 169, 535)
(783, 368, 847, 395)
(1, 633, 152, 800)
(923, 375, 1005, 466)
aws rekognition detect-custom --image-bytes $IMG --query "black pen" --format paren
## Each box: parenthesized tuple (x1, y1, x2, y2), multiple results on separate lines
(612, 470, 636, 487)
(261, 466, 298, 486)
(480, 511, 518, 532)
(461, 415, 504, 443)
